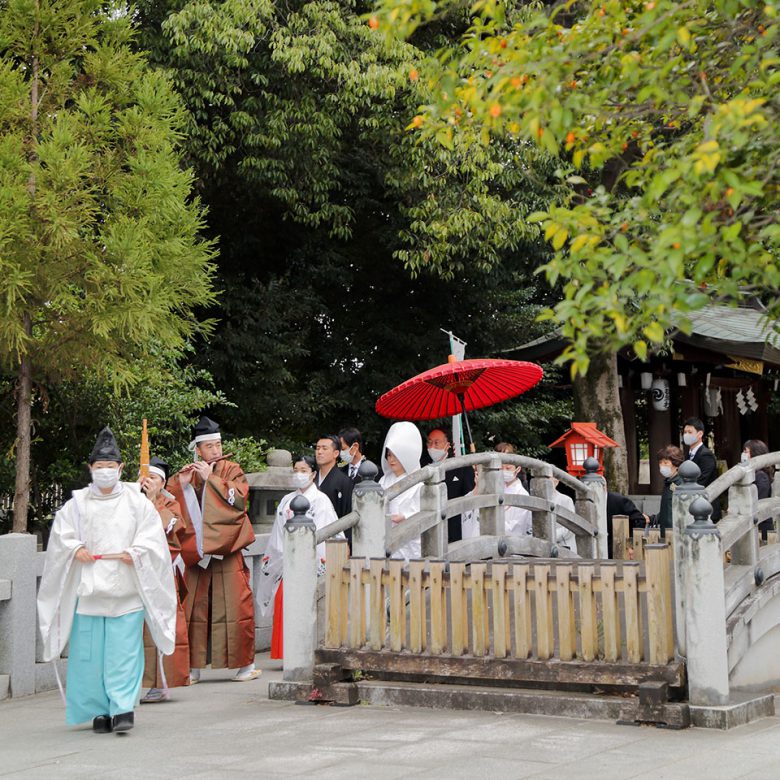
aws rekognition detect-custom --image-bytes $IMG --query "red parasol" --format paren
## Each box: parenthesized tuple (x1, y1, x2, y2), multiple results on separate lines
(375, 357, 544, 450)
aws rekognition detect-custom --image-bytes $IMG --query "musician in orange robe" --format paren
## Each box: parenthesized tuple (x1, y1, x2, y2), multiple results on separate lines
(167, 417, 259, 683)
(140, 457, 191, 702)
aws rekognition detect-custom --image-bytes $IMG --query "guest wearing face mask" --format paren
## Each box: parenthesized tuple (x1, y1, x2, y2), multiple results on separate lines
(742, 439, 773, 539)
(742, 439, 772, 499)
(681, 416, 720, 520)
(652, 445, 684, 536)
(37, 427, 176, 734)
(494, 443, 533, 536)
(256, 455, 341, 660)
(338, 427, 366, 483)
(424, 428, 475, 544)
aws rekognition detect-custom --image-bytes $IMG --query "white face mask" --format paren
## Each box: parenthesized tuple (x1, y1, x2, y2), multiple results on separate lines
(293, 472, 312, 489)
(502, 469, 517, 484)
(659, 465, 673, 478)
(683, 432, 699, 447)
(427, 447, 447, 463)
(92, 467, 120, 489)
(741, 452, 750, 464)
(340, 448, 354, 464)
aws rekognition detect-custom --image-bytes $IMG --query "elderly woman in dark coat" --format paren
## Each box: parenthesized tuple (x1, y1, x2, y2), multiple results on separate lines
(654, 445, 685, 536)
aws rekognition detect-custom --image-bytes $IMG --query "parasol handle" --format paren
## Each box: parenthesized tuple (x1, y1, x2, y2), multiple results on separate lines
(458, 394, 476, 453)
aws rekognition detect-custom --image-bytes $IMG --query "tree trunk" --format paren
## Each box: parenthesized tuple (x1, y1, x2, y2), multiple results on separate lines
(573, 350, 629, 494)
(13, 30, 39, 534)
(12, 314, 33, 534)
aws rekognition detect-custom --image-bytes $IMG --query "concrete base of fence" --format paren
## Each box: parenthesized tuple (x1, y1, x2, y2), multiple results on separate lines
(269, 680, 775, 730)
(270, 679, 639, 722)
(689, 691, 775, 730)
(0, 674, 8, 701)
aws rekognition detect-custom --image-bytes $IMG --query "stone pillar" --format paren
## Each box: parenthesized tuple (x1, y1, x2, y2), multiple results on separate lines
(683, 497, 730, 706)
(671, 461, 705, 657)
(530, 463, 556, 547)
(351, 461, 386, 559)
(0, 534, 37, 697)
(580, 458, 608, 559)
(420, 476, 447, 558)
(282, 495, 317, 682)
(728, 465, 759, 567)
(478, 455, 504, 537)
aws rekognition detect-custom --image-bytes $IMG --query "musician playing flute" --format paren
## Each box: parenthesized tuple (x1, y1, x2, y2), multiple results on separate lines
(37, 427, 177, 733)
(167, 416, 259, 683)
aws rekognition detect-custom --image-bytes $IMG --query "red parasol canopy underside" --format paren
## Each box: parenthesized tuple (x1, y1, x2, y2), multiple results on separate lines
(375, 358, 544, 421)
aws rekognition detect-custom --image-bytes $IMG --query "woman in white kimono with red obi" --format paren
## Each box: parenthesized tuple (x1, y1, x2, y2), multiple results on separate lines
(257, 454, 340, 659)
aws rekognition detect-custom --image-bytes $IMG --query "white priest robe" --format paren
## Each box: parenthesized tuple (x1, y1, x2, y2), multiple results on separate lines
(37, 483, 177, 663)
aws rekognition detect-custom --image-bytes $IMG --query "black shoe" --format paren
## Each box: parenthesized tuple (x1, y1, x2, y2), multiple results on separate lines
(111, 712, 134, 732)
(93, 715, 112, 733)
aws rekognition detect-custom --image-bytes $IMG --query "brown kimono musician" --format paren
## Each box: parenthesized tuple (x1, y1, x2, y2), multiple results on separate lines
(168, 459, 256, 671)
(142, 492, 191, 689)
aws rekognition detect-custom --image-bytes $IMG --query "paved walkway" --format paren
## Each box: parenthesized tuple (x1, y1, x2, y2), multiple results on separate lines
(2, 654, 780, 779)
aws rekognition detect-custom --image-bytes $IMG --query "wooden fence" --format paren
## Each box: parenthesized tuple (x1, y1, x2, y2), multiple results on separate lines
(324, 539, 675, 669)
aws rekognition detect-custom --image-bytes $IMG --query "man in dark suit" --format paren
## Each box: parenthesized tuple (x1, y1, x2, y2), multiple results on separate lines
(314, 435, 353, 519)
(423, 428, 475, 544)
(682, 416, 721, 520)
(338, 427, 366, 483)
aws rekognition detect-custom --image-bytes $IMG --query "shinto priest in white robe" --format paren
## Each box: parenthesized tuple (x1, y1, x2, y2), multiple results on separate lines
(37, 482, 177, 664)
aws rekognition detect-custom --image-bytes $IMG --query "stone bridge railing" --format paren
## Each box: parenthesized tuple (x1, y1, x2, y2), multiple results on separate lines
(670, 455, 780, 709)
(282, 453, 608, 682)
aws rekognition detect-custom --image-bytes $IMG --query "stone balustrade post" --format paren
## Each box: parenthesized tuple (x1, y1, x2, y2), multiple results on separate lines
(579, 458, 607, 559)
(478, 455, 504, 537)
(530, 463, 557, 548)
(283, 495, 317, 682)
(671, 460, 705, 657)
(683, 496, 730, 706)
(420, 473, 448, 558)
(351, 461, 386, 560)
(0, 534, 37, 698)
(728, 465, 759, 567)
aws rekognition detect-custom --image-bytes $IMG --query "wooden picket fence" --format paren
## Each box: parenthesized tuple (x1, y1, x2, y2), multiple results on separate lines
(323, 539, 675, 669)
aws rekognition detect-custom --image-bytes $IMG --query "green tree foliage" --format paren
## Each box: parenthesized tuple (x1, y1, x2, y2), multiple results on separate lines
(0, 354, 267, 536)
(0, 0, 217, 530)
(134, 0, 572, 457)
(371, 0, 780, 375)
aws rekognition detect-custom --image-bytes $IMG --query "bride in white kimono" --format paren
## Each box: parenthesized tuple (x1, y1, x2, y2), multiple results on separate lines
(379, 421, 423, 561)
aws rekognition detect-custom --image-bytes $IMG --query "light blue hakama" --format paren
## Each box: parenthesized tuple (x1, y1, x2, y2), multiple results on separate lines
(65, 610, 145, 725)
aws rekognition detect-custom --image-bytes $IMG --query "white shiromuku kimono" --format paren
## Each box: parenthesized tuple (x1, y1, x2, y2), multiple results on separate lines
(380, 421, 423, 561)
(37, 483, 177, 663)
(255, 482, 340, 618)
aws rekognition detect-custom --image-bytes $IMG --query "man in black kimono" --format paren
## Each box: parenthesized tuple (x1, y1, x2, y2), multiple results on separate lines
(424, 428, 475, 544)
(315, 435, 353, 519)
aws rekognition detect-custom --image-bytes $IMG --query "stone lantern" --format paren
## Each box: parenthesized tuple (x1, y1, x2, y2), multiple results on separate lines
(245, 449, 297, 534)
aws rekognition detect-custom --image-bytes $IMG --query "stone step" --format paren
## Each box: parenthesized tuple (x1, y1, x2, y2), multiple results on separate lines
(269, 678, 690, 728)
